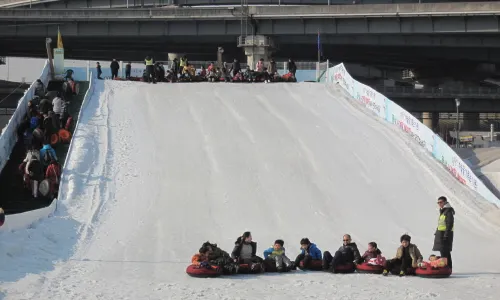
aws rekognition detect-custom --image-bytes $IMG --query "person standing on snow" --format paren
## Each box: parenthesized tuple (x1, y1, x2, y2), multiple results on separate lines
(96, 62, 103, 79)
(287, 58, 297, 77)
(433, 196, 455, 269)
(110, 59, 120, 79)
(125, 62, 132, 79)
(144, 56, 155, 84)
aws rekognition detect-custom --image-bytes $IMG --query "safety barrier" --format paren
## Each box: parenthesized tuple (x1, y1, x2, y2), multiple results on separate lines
(326, 63, 500, 207)
(55, 72, 95, 210)
(0, 60, 55, 232)
(0, 60, 49, 174)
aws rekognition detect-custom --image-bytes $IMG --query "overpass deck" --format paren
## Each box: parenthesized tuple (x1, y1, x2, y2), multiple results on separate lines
(1, 2, 500, 21)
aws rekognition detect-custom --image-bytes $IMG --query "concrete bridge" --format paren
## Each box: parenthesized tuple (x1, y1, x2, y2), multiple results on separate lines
(0, 0, 484, 9)
(373, 85, 500, 113)
(0, 2, 499, 65)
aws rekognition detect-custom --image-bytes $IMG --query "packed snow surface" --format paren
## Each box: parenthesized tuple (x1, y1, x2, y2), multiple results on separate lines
(1, 81, 500, 300)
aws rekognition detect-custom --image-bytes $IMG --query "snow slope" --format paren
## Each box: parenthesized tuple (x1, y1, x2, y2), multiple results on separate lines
(1, 81, 500, 300)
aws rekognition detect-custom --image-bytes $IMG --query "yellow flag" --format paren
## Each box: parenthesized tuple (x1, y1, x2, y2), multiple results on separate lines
(57, 27, 63, 49)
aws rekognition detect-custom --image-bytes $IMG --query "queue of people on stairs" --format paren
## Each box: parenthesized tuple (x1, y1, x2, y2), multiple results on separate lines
(18, 79, 66, 199)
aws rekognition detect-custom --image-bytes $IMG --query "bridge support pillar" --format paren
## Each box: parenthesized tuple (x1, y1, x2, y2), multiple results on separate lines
(237, 35, 276, 70)
(463, 113, 480, 131)
(422, 112, 439, 132)
(168, 53, 185, 61)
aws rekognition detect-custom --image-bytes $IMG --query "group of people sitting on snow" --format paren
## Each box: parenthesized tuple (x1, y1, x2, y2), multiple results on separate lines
(136, 56, 298, 83)
(192, 232, 448, 277)
(17, 79, 67, 199)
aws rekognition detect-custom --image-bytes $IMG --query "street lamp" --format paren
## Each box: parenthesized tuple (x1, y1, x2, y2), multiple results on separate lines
(455, 98, 461, 149)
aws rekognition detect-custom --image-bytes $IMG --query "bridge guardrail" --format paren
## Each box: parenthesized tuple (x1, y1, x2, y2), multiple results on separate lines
(1, 2, 500, 20)
(373, 86, 500, 99)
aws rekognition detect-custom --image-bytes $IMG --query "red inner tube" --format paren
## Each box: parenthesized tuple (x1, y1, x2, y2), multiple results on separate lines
(185, 264, 221, 278)
(335, 263, 355, 273)
(415, 267, 452, 278)
(356, 263, 384, 274)
(299, 259, 323, 270)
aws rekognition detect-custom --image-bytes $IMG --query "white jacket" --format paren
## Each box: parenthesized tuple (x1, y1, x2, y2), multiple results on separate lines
(52, 97, 66, 115)
(23, 150, 40, 174)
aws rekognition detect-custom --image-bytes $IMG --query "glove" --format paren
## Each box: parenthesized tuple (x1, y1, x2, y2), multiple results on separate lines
(443, 232, 449, 240)
(200, 261, 210, 269)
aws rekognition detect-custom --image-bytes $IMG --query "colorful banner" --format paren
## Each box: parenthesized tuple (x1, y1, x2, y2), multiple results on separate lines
(327, 63, 500, 206)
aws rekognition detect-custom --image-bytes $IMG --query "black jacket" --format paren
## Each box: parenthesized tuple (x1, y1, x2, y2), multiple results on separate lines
(39, 99, 52, 115)
(287, 61, 297, 73)
(433, 204, 455, 252)
(110, 61, 120, 71)
(27, 159, 44, 181)
(337, 242, 362, 263)
(231, 236, 257, 259)
(231, 61, 241, 74)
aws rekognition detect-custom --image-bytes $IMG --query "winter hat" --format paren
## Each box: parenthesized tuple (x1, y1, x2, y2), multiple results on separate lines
(400, 234, 411, 243)
(300, 238, 311, 245)
(274, 239, 284, 247)
(242, 231, 251, 238)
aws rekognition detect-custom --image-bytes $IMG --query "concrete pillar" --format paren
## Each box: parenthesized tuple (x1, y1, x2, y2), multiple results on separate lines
(167, 53, 185, 62)
(463, 113, 480, 131)
(237, 35, 275, 70)
(421, 112, 440, 132)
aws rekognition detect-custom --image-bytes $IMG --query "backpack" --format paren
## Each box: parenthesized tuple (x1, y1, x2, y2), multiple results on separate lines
(43, 148, 55, 164)
(30, 117, 39, 129)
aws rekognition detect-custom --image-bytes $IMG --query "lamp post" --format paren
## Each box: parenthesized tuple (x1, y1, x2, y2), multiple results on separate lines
(455, 98, 461, 149)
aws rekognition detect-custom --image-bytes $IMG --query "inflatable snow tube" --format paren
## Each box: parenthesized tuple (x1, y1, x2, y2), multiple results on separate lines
(186, 265, 222, 278)
(298, 259, 323, 271)
(0, 207, 4, 227)
(334, 263, 355, 274)
(237, 263, 265, 274)
(415, 267, 452, 278)
(356, 263, 384, 274)
(39, 179, 50, 197)
(58, 129, 71, 144)
(65, 116, 73, 131)
(50, 133, 59, 146)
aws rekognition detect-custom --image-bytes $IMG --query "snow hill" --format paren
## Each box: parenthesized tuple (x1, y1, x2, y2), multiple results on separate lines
(1, 80, 500, 300)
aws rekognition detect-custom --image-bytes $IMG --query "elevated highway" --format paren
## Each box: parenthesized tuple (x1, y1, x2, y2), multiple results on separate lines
(376, 86, 500, 113)
(0, 0, 490, 9)
(0, 2, 499, 65)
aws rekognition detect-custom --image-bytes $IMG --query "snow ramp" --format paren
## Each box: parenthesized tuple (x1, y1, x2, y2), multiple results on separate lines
(1, 80, 500, 300)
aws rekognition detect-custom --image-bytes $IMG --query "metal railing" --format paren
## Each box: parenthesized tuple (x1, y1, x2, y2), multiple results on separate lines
(157, 60, 318, 70)
(373, 85, 500, 99)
